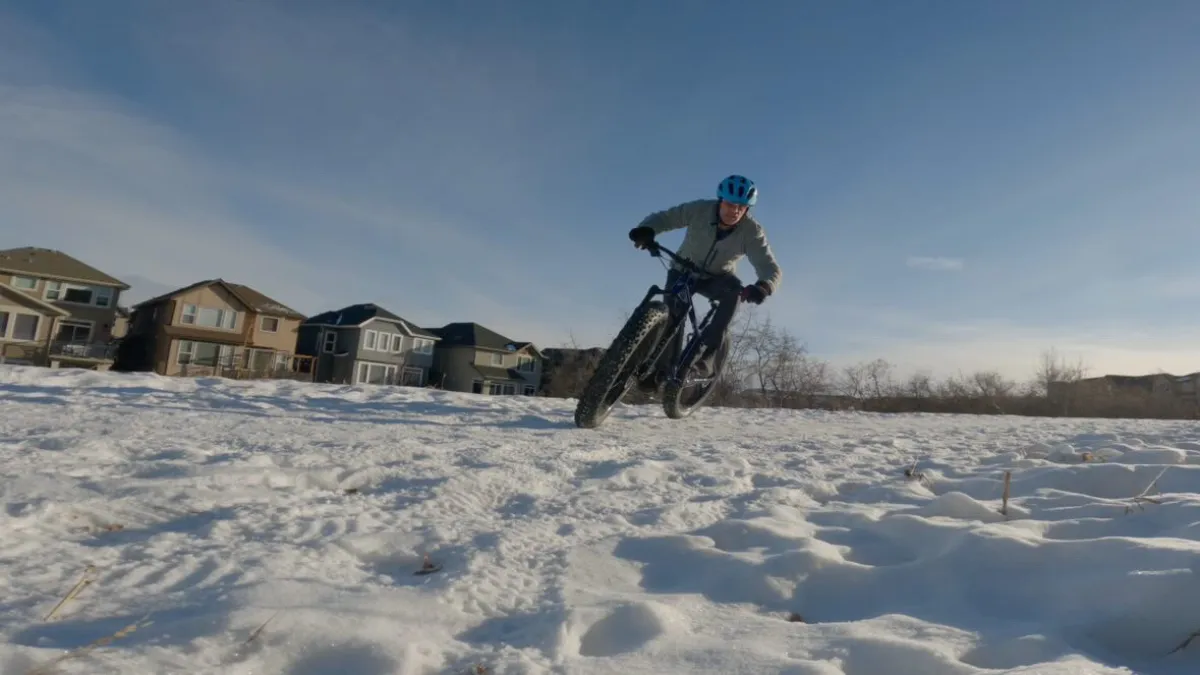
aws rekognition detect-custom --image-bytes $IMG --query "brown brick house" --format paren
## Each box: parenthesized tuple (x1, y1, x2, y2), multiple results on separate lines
(116, 279, 310, 379)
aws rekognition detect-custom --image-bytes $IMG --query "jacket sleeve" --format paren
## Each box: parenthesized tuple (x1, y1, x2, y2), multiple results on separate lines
(745, 224, 782, 294)
(636, 200, 707, 236)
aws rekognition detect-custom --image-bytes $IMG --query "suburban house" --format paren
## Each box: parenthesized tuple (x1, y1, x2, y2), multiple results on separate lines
(0, 247, 130, 370)
(425, 322, 543, 395)
(296, 303, 440, 386)
(115, 279, 308, 378)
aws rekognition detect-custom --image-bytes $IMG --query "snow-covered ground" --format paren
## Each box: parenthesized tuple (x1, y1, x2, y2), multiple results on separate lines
(2, 367, 1200, 675)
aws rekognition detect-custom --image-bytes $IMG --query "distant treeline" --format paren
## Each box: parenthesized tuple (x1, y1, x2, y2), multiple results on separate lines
(539, 311, 1200, 421)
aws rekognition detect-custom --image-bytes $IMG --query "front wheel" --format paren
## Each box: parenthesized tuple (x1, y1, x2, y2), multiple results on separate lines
(662, 333, 729, 420)
(573, 301, 669, 429)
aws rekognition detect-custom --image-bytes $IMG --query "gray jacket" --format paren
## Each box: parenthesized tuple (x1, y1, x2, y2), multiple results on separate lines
(638, 199, 782, 294)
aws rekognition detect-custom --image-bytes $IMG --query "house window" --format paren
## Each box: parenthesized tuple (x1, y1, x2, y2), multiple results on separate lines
(11, 314, 38, 341)
(260, 317, 279, 332)
(247, 349, 274, 371)
(194, 307, 237, 329)
(42, 281, 112, 306)
(472, 380, 483, 394)
(412, 338, 434, 355)
(322, 331, 337, 353)
(487, 382, 516, 395)
(176, 340, 232, 367)
(62, 286, 93, 304)
(517, 355, 535, 372)
(364, 330, 378, 350)
(56, 320, 93, 343)
(356, 362, 397, 385)
(181, 304, 237, 329)
(391, 334, 404, 353)
(401, 366, 424, 386)
(523, 385, 536, 396)
(0, 311, 7, 337)
(12, 276, 37, 290)
(491, 353, 503, 366)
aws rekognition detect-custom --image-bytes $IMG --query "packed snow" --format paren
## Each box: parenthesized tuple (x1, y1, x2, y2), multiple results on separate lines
(3, 366, 1200, 675)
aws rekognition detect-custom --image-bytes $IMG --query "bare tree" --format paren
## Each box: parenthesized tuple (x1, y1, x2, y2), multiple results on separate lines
(972, 370, 1015, 399)
(760, 332, 818, 407)
(1032, 347, 1089, 396)
(709, 306, 761, 405)
(904, 371, 935, 410)
(838, 362, 869, 402)
(864, 358, 894, 400)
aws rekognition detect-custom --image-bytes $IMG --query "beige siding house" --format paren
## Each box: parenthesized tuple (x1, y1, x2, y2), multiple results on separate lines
(116, 279, 309, 378)
(0, 283, 69, 366)
(425, 322, 543, 395)
(0, 247, 130, 370)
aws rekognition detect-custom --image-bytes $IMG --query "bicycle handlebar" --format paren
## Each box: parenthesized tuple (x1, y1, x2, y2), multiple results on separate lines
(644, 242, 710, 278)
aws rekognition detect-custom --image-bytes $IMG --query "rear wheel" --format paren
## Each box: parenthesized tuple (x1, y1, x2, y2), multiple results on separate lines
(573, 301, 670, 429)
(662, 332, 729, 420)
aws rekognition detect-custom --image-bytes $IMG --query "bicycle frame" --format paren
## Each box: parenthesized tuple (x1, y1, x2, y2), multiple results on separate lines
(634, 243, 724, 385)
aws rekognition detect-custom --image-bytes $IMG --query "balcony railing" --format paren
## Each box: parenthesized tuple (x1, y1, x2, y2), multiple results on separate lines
(177, 363, 315, 382)
(48, 340, 118, 361)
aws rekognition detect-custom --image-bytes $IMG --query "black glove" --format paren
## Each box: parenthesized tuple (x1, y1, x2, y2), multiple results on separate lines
(628, 226, 656, 250)
(740, 282, 770, 304)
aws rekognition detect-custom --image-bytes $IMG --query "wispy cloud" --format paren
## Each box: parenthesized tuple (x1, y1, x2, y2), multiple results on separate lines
(813, 308, 1200, 383)
(0, 3, 609, 347)
(0, 82, 332, 312)
(905, 256, 964, 272)
(6, 1, 1200, 375)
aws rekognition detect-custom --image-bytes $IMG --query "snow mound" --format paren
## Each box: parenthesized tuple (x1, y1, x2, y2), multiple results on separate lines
(2, 364, 1200, 674)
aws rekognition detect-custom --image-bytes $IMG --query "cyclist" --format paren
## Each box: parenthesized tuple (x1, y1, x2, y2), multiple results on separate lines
(627, 174, 782, 391)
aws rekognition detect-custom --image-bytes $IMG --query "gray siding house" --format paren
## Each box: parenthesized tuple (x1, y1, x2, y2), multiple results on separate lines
(297, 303, 440, 386)
(424, 322, 543, 396)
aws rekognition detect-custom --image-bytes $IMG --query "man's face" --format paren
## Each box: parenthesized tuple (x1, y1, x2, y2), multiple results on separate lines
(718, 200, 749, 227)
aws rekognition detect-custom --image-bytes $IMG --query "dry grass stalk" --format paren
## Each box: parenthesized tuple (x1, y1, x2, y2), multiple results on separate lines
(244, 611, 279, 645)
(1000, 471, 1012, 516)
(24, 614, 153, 675)
(1125, 467, 1168, 514)
(43, 565, 97, 621)
(903, 460, 933, 487)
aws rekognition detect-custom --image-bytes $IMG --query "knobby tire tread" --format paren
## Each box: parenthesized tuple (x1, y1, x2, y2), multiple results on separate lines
(573, 301, 669, 429)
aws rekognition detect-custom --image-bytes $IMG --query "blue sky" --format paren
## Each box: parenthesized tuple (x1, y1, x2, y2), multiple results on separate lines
(3, 0, 1200, 382)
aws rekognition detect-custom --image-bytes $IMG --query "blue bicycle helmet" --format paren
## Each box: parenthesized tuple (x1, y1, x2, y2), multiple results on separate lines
(717, 174, 758, 206)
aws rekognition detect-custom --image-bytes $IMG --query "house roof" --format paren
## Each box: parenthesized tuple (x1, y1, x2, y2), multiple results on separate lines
(132, 279, 305, 319)
(302, 303, 440, 339)
(0, 282, 71, 317)
(473, 365, 528, 382)
(0, 247, 129, 289)
(425, 322, 541, 356)
(225, 282, 306, 319)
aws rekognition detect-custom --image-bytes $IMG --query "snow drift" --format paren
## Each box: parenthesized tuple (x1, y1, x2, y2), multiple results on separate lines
(2, 365, 1200, 674)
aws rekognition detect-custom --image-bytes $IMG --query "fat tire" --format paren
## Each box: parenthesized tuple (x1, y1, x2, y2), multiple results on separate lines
(661, 336, 729, 420)
(573, 301, 669, 429)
